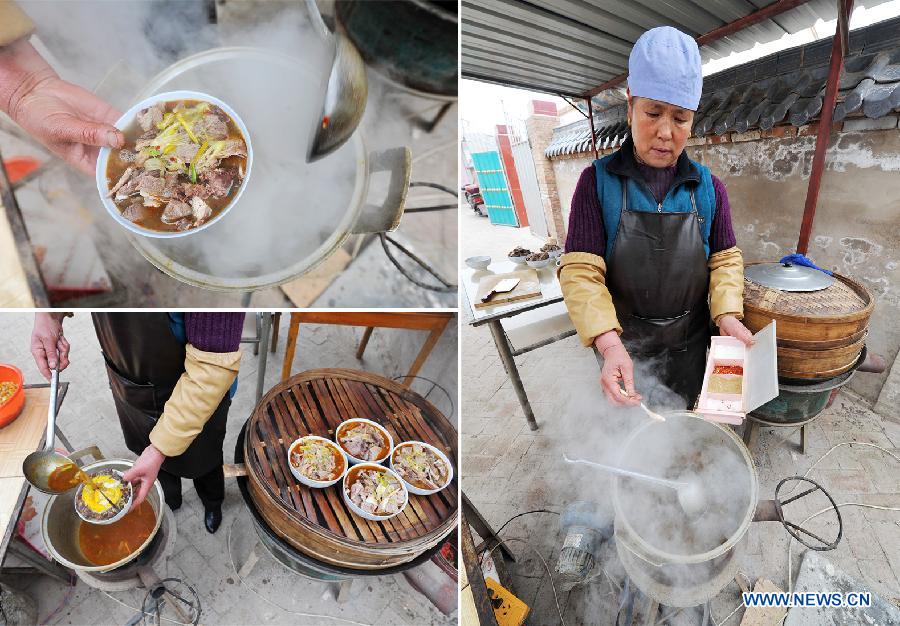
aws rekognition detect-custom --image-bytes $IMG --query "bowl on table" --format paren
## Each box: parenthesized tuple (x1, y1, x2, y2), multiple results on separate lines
(465, 256, 491, 270)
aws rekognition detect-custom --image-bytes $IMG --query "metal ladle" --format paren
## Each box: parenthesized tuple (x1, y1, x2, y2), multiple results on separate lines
(563, 454, 707, 518)
(22, 369, 74, 494)
(22, 369, 121, 510)
(305, 0, 368, 162)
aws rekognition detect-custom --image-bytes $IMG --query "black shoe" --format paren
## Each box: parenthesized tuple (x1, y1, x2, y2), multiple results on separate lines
(204, 506, 222, 534)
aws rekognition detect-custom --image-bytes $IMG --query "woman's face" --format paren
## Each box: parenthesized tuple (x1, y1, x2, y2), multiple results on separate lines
(628, 93, 694, 168)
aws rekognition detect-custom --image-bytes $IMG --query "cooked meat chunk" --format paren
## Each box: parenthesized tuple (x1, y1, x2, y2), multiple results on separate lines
(190, 196, 212, 225)
(107, 167, 134, 197)
(174, 143, 199, 161)
(195, 114, 228, 140)
(162, 172, 182, 199)
(182, 182, 212, 200)
(137, 104, 164, 131)
(121, 201, 146, 223)
(175, 218, 193, 231)
(136, 173, 165, 195)
(161, 200, 192, 224)
(202, 168, 235, 198)
(119, 149, 137, 163)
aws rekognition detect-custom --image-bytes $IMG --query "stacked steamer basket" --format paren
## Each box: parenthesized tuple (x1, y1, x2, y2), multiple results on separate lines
(741, 262, 874, 427)
(241, 369, 457, 571)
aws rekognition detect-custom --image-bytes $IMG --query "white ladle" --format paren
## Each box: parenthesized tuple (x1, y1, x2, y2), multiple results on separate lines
(619, 387, 666, 422)
(563, 454, 707, 518)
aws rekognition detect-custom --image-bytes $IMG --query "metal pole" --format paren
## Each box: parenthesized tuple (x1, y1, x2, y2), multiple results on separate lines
(255, 313, 271, 403)
(587, 97, 599, 160)
(488, 320, 539, 431)
(796, 0, 852, 255)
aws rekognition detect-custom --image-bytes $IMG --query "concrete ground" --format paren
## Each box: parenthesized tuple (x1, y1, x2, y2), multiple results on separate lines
(459, 210, 900, 624)
(0, 312, 458, 626)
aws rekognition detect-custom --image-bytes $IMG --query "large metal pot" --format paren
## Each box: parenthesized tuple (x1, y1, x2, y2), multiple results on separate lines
(41, 452, 164, 573)
(122, 47, 410, 292)
(612, 412, 841, 608)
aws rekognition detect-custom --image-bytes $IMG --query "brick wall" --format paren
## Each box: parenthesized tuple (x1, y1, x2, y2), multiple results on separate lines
(525, 102, 566, 242)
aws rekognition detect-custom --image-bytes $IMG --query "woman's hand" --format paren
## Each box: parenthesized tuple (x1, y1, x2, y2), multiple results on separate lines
(123, 445, 166, 507)
(718, 315, 754, 346)
(1, 40, 123, 175)
(595, 331, 641, 407)
(30, 313, 70, 380)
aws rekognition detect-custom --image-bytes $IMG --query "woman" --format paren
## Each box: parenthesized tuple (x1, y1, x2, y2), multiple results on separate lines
(31, 312, 245, 534)
(559, 26, 753, 409)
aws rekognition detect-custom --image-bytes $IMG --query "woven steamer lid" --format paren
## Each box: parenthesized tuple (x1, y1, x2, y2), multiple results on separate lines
(744, 273, 869, 317)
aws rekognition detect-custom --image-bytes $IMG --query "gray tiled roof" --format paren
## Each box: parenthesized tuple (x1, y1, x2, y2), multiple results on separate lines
(546, 16, 900, 158)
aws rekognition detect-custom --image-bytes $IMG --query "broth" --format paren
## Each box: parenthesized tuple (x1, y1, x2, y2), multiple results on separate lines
(105, 99, 248, 232)
(78, 500, 156, 566)
(47, 462, 90, 492)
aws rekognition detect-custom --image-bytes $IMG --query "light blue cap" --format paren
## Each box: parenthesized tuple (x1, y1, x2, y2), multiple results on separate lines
(627, 26, 703, 111)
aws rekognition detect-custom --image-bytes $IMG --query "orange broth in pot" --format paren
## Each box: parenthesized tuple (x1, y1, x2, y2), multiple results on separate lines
(78, 500, 156, 566)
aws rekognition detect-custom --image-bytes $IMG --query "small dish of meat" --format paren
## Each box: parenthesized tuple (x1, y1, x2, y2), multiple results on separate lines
(335, 418, 393, 465)
(390, 441, 453, 496)
(95, 90, 252, 238)
(342, 463, 408, 521)
(288, 436, 348, 488)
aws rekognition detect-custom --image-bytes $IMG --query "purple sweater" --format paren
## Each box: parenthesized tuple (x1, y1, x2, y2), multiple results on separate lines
(564, 163, 736, 257)
(184, 313, 245, 353)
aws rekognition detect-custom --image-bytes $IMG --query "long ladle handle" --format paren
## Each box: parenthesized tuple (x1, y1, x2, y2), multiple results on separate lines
(44, 368, 58, 452)
(562, 454, 685, 489)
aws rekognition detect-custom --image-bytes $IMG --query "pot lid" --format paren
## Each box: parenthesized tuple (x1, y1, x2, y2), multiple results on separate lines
(745, 262, 834, 291)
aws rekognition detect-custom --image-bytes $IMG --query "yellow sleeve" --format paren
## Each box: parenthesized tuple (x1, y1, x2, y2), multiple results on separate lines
(708, 246, 745, 323)
(557, 251, 622, 347)
(0, 2, 35, 47)
(149, 344, 241, 457)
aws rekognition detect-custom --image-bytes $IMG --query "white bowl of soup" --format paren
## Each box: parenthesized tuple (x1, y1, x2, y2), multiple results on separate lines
(335, 418, 393, 465)
(96, 90, 253, 238)
(342, 463, 408, 521)
(287, 435, 348, 488)
(390, 441, 453, 496)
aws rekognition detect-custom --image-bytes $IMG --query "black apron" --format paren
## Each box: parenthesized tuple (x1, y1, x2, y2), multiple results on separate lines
(92, 313, 229, 478)
(605, 182, 711, 405)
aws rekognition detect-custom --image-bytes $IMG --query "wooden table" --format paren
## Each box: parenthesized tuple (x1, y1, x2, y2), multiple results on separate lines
(1, 383, 72, 583)
(0, 152, 48, 307)
(462, 259, 572, 431)
(280, 312, 454, 386)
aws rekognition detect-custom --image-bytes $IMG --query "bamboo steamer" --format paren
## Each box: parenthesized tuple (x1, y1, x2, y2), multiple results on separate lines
(244, 369, 458, 570)
(743, 266, 873, 379)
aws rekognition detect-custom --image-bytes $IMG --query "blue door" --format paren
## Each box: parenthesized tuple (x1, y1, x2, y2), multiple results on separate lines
(471, 151, 519, 227)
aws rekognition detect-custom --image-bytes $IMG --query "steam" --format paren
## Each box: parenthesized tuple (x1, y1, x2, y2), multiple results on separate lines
(534, 353, 755, 604)
(19, 1, 413, 285)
